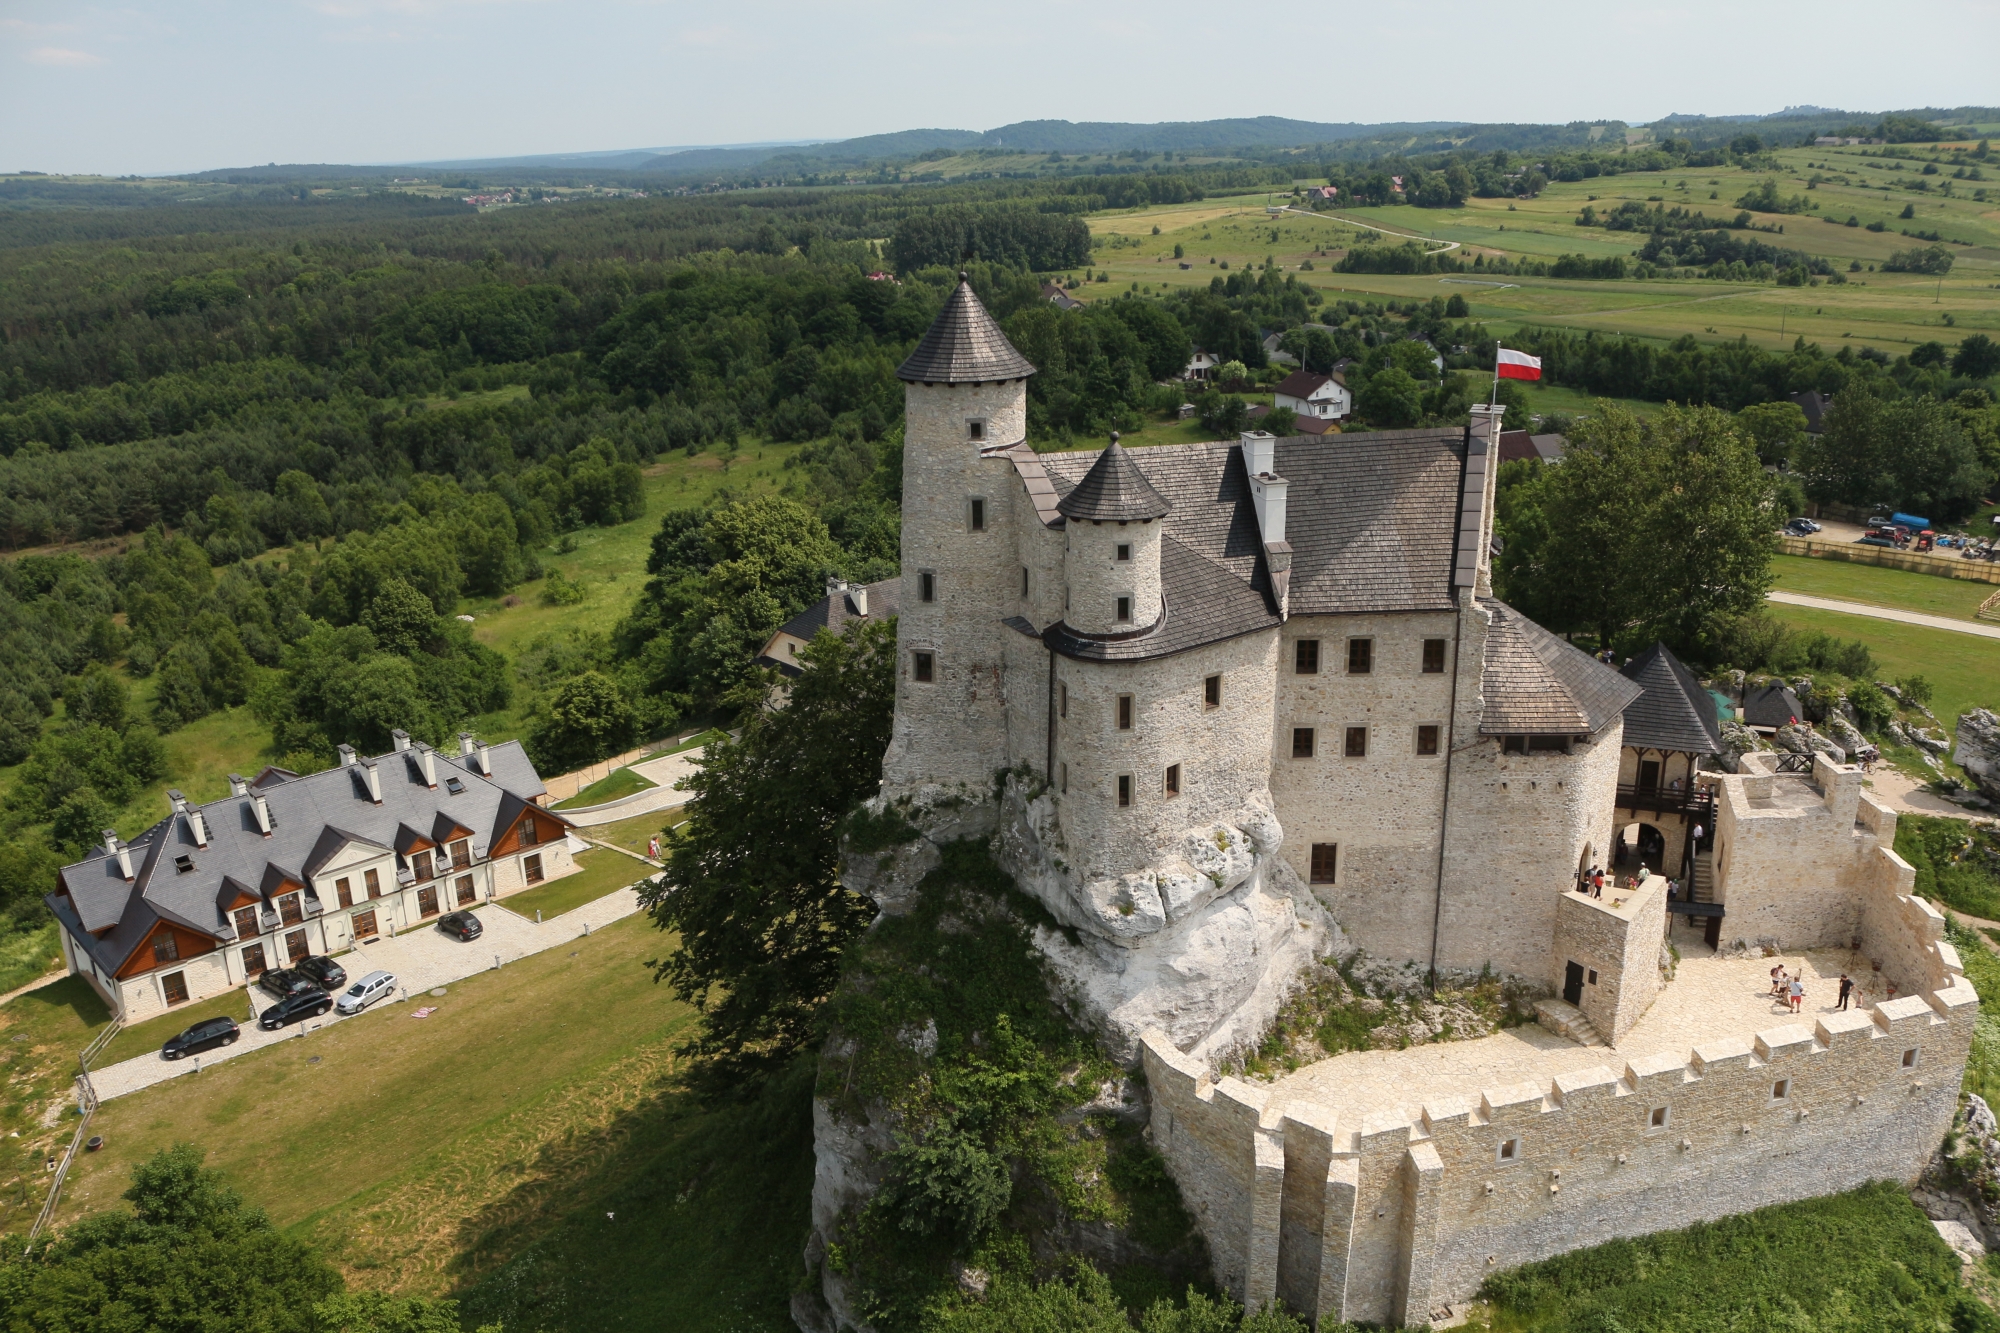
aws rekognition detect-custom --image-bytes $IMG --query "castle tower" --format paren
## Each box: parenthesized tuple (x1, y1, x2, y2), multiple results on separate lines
(879, 276, 1037, 799)
(1055, 433, 1169, 634)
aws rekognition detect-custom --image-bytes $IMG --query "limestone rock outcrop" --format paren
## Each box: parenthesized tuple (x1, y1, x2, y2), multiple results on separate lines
(1955, 709, 2000, 802)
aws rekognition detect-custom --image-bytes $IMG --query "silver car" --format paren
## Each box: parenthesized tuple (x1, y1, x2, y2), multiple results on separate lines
(335, 969, 397, 1015)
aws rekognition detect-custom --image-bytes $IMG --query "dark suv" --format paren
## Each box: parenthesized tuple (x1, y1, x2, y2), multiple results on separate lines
(162, 1016, 239, 1060)
(438, 910, 483, 942)
(296, 955, 347, 991)
(256, 968, 318, 1001)
(258, 987, 331, 1030)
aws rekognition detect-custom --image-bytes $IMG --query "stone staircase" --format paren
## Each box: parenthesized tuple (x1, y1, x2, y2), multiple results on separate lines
(1690, 850, 1716, 905)
(1534, 998, 1605, 1047)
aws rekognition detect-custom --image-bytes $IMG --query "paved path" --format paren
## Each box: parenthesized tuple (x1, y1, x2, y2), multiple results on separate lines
(559, 746, 705, 827)
(0, 968, 68, 1008)
(1767, 590, 2000, 641)
(1278, 206, 1460, 253)
(88, 884, 646, 1103)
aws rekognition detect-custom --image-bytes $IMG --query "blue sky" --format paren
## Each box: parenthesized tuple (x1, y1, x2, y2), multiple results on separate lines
(3, 0, 1996, 176)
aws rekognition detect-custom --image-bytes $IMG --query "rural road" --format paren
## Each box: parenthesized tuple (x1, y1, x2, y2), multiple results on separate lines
(1767, 590, 2000, 641)
(1279, 207, 1460, 254)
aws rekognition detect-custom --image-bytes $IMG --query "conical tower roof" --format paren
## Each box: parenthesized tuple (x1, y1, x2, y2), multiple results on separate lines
(1055, 434, 1171, 523)
(896, 274, 1037, 383)
(1619, 642, 1723, 754)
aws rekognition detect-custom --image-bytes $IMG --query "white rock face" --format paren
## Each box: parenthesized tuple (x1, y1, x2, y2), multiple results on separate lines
(1955, 709, 2000, 801)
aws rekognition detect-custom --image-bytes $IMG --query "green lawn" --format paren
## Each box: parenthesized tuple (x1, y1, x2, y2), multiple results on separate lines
(1771, 553, 1998, 620)
(551, 765, 656, 810)
(0, 975, 114, 1234)
(1764, 602, 2000, 735)
(501, 848, 651, 921)
(0, 922, 64, 996)
(95, 988, 255, 1069)
(583, 808, 685, 859)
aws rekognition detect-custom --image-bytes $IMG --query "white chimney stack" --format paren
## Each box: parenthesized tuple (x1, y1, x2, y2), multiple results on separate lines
(102, 829, 118, 857)
(1240, 430, 1275, 480)
(458, 731, 477, 758)
(852, 584, 868, 616)
(168, 788, 188, 816)
(1241, 431, 1288, 545)
(418, 745, 437, 789)
(337, 744, 357, 767)
(228, 773, 248, 797)
(105, 831, 133, 880)
(475, 742, 492, 777)
(190, 809, 209, 848)
(391, 728, 411, 753)
(252, 794, 273, 836)
(364, 762, 382, 804)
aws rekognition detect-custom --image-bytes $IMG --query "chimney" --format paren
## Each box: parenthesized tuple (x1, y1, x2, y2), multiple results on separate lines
(189, 808, 210, 849)
(391, 728, 411, 753)
(1240, 430, 1276, 480)
(168, 788, 189, 816)
(852, 583, 868, 616)
(252, 794, 273, 836)
(364, 762, 382, 804)
(102, 829, 119, 858)
(475, 741, 492, 777)
(228, 773, 248, 797)
(105, 830, 133, 881)
(337, 744, 357, 768)
(1462, 404, 1506, 596)
(1241, 432, 1287, 545)
(458, 731, 477, 758)
(417, 744, 438, 789)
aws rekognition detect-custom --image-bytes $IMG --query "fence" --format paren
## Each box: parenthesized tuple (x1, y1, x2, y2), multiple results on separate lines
(1982, 587, 2000, 624)
(26, 1018, 122, 1248)
(1777, 536, 2000, 585)
(540, 739, 676, 802)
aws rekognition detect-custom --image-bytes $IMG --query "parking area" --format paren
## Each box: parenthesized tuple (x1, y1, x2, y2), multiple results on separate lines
(87, 884, 644, 1103)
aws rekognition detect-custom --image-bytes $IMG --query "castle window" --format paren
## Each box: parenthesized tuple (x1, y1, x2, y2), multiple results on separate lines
(968, 419, 985, 442)
(1423, 638, 1448, 673)
(1204, 675, 1222, 709)
(1417, 724, 1440, 756)
(1770, 1079, 1790, 1102)
(1310, 843, 1337, 883)
(1496, 1138, 1519, 1163)
(1902, 1048, 1919, 1069)
(912, 650, 935, 683)
(1530, 736, 1571, 754)
(1060, 682, 1068, 719)
(1116, 543, 1131, 562)
(1115, 595, 1132, 622)
(1165, 764, 1181, 797)
(1587, 969, 1598, 985)
(1292, 727, 1315, 759)
(1021, 567, 1030, 596)
(1502, 735, 1527, 755)
(1117, 695, 1134, 730)
(1294, 639, 1320, 674)
(1649, 1106, 1670, 1130)
(1117, 774, 1133, 807)
(1347, 638, 1373, 674)
(1344, 726, 1368, 759)
(968, 498, 986, 532)
(919, 571, 935, 603)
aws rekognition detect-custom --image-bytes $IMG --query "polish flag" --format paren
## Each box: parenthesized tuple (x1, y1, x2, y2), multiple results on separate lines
(1496, 348, 1542, 381)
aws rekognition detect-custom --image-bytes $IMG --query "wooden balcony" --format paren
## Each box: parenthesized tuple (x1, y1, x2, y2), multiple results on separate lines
(1615, 784, 1716, 818)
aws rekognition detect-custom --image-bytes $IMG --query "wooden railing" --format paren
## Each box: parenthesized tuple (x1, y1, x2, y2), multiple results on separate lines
(27, 1018, 122, 1249)
(1615, 785, 1715, 816)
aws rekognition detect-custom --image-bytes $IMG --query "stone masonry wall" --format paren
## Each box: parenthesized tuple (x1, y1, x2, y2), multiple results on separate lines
(1711, 759, 1900, 954)
(1065, 516, 1165, 635)
(1551, 872, 1667, 1044)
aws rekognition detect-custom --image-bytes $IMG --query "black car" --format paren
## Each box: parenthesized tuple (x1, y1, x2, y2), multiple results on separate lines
(162, 1016, 239, 1060)
(437, 910, 483, 942)
(256, 967, 318, 1001)
(1783, 518, 1816, 537)
(296, 955, 347, 991)
(257, 987, 332, 1030)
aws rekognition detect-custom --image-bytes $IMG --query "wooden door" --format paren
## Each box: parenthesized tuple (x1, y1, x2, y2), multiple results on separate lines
(1563, 960, 1585, 1006)
(241, 943, 267, 977)
(285, 929, 308, 963)
(1638, 759, 1661, 791)
(162, 971, 189, 1006)
(417, 886, 440, 918)
(351, 909, 378, 941)
(455, 875, 476, 906)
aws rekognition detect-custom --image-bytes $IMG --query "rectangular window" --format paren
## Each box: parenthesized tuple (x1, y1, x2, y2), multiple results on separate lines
(1529, 736, 1571, 754)
(233, 906, 259, 939)
(1204, 674, 1222, 709)
(152, 931, 180, 964)
(1165, 764, 1181, 797)
(417, 887, 440, 918)
(451, 840, 471, 869)
(912, 650, 935, 683)
(1059, 682, 1068, 718)
(1115, 543, 1131, 562)
(1496, 1138, 1518, 1163)
(1021, 567, 1029, 596)
(1417, 724, 1440, 756)
(280, 893, 304, 927)
(1649, 1106, 1670, 1129)
(335, 876, 353, 909)
(1502, 735, 1528, 755)
(1771, 1079, 1790, 1102)
(412, 849, 434, 882)
(1902, 1048, 1919, 1069)
(1347, 638, 1373, 674)
(1116, 775, 1133, 807)
(456, 875, 476, 906)
(162, 971, 189, 1006)
(1116, 695, 1134, 730)
(1294, 639, 1320, 674)
(240, 942, 267, 977)
(1344, 726, 1368, 759)
(968, 419, 985, 442)
(285, 928, 308, 963)
(525, 854, 545, 884)
(1310, 843, 1337, 884)
(1587, 969, 1599, 985)
(1422, 638, 1448, 673)
(1115, 595, 1132, 622)
(365, 868, 381, 899)
(1292, 727, 1315, 759)
(520, 818, 540, 848)
(968, 497, 986, 532)
(350, 909, 378, 940)
(1060, 762, 1068, 793)
(919, 570, 935, 603)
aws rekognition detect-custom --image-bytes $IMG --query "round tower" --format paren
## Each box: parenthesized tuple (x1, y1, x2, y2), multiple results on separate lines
(1057, 434, 1167, 635)
(879, 275, 1037, 799)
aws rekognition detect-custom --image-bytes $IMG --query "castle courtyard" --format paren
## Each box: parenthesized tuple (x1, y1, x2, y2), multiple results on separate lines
(1264, 944, 1900, 1130)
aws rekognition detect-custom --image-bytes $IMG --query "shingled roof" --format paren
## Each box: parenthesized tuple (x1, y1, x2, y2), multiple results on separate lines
(896, 275, 1037, 383)
(1054, 436, 1172, 523)
(1619, 642, 1723, 754)
(1477, 601, 1643, 737)
(1043, 536, 1281, 662)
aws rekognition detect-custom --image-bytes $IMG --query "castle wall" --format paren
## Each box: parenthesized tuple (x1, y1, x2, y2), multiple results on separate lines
(1064, 516, 1165, 634)
(1551, 872, 1667, 1044)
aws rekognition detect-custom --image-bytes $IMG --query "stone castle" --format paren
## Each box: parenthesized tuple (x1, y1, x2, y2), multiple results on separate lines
(816, 278, 1974, 1328)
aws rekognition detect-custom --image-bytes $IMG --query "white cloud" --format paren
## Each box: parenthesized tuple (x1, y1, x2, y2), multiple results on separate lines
(28, 46, 102, 66)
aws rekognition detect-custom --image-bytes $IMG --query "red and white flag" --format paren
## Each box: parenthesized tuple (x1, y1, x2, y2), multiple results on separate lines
(1496, 348, 1542, 381)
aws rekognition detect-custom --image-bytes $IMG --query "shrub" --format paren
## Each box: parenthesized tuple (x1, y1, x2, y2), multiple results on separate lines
(1895, 673, 1935, 709)
(1845, 680, 1893, 733)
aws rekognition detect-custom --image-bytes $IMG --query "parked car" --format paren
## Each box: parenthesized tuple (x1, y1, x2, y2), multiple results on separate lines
(1857, 534, 1896, 548)
(1796, 517, 1821, 533)
(256, 967, 318, 1001)
(296, 955, 347, 991)
(437, 910, 483, 942)
(335, 969, 398, 1015)
(1783, 518, 1816, 536)
(162, 1016, 239, 1060)
(258, 987, 331, 1030)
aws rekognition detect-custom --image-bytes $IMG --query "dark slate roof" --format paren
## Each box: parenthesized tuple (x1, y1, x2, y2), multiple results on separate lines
(1789, 390, 1830, 433)
(757, 578, 901, 677)
(1274, 369, 1336, 399)
(1478, 601, 1643, 736)
(1619, 642, 1724, 755)
(896, 276, 1037, 383)
(1054, 437, 1172, 523)
(1743, 682, 1805, 729)
(51, 740, 555, 978)
(1043, 536, 1281, 662)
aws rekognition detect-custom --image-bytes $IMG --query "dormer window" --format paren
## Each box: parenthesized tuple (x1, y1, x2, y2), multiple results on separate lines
(445, 776, 466, 795)
(174, 854, 194, 875)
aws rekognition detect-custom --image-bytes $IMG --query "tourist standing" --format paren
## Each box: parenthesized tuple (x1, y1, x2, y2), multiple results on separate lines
(1837, 974, 1853, 1010)
(1789, 977, 1805, 1013)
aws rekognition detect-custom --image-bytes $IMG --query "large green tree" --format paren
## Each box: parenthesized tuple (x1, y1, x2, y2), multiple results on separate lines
(641, 616, 896, 1082)
(1796, 383, 1986, 521)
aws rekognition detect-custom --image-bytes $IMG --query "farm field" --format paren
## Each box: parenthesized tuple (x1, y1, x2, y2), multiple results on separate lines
(1073, 150, 2000, 358)
(1769, 553, 1999, 621)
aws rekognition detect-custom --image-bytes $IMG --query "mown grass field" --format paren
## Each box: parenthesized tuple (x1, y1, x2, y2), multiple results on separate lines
(1764, 601, 2000, 732)
(551, 764, 656, 810)
(584, 807, 685, 858)
(1770, 552, 1999, 620)
(57, 912, 814, 1331)
(502, 847, 650, 920)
